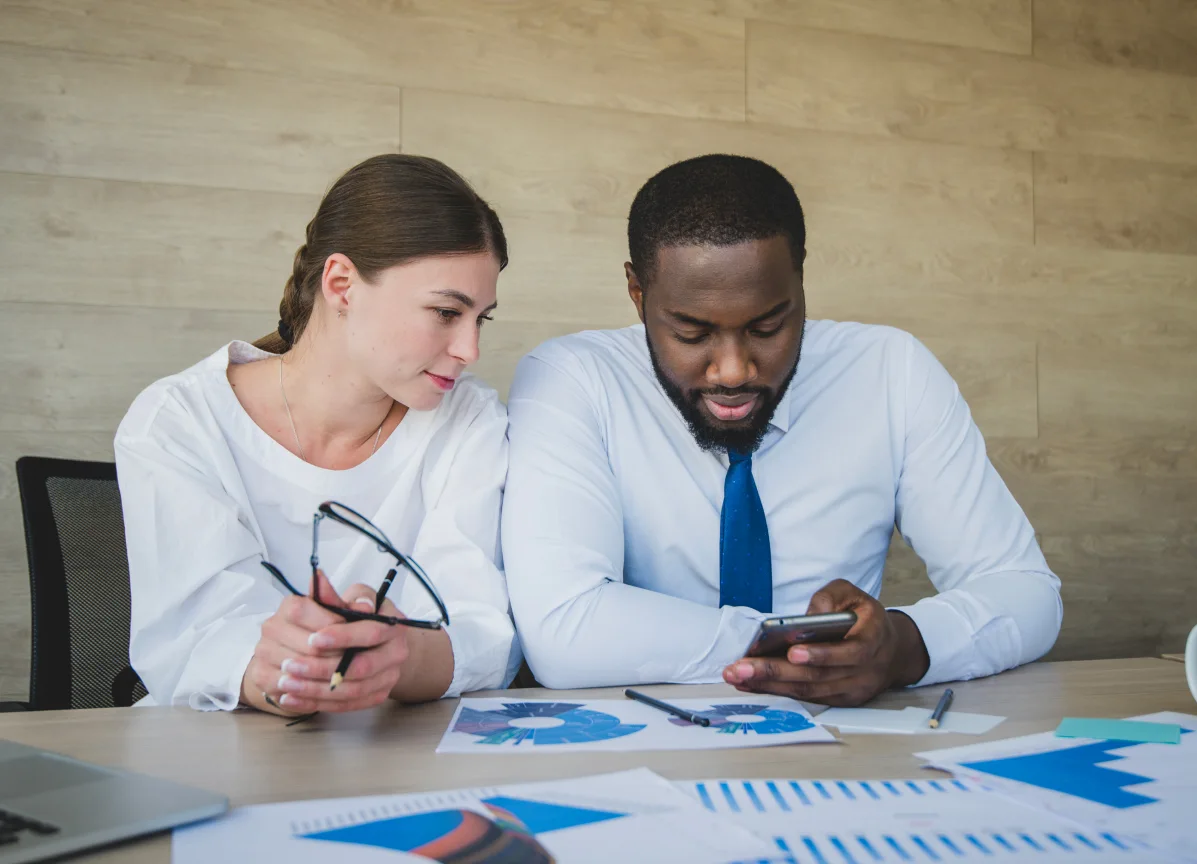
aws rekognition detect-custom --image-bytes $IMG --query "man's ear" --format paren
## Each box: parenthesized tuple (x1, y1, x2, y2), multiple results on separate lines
(625, 262, 646, 324)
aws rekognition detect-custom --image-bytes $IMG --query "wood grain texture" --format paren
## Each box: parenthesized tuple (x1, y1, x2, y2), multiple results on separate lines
(1038, 342, 1197, 437)
(1043, 533, 1197, 660)
(0, 43, 400, 193)
(747, 21, 1197, 165)
(0, 172, 316, 309)
(648, 0, 1032, 53)
(402, 89, 1033, 245)
(920, 337, 1038, 438)
(989, 437, 1197, 536)
(0, 303, 272, 433)
(1034, 0, 1197, 78)
(0, 0, 746, 121)
(497, 211, 636, 325)
(1034, 152, 1197, 256)
(806, 237, 1197, 350)
(0, 659, 1189, 864)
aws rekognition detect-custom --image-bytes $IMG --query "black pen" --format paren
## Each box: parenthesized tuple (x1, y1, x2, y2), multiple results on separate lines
(625, 688, 711, 727)
(928, 687, 954, 728)
(330, 568, 398, 690)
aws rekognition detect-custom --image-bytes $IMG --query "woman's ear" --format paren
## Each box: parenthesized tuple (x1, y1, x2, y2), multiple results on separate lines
(320, 253, 358, 314)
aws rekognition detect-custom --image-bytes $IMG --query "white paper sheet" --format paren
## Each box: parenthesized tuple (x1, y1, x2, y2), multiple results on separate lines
(679, 776, 1167, 862)
(435, 695, 837, 754)
(172, 768, 773, 864)
(819, 705, 1005, 735)
(916, 711, 1197, 864)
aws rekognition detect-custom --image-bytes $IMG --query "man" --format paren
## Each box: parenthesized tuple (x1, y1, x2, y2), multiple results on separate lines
(502, 155, 1061, 706)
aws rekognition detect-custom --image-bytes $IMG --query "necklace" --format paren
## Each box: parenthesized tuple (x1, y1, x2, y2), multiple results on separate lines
(278, 356, 384, 463)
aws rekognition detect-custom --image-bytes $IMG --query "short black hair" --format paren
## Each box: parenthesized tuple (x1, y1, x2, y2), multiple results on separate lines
(627, 154, 806, 284)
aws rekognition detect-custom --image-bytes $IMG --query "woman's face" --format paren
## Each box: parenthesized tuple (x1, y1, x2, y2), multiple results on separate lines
(342, 251, 501, 411)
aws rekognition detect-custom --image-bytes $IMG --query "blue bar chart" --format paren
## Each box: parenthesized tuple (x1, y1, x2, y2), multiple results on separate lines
(679, 778, 1162, 863)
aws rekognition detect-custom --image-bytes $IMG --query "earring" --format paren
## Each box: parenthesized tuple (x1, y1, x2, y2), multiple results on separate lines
(337, 310, 344, 318)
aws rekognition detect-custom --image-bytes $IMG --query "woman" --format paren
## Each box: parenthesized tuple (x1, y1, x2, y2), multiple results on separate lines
(115, 154, 519, 715)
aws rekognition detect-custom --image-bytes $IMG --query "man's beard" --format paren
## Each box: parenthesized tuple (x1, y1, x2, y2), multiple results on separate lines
(646, 328, 802, 455)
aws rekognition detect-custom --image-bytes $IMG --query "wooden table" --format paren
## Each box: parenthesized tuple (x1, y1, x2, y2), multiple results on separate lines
(1, 658, 1192, 862)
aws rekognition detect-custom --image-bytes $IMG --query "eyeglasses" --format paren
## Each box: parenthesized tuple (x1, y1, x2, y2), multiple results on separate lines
(258, 502, 450, 726)
(260, 501, 450, 630)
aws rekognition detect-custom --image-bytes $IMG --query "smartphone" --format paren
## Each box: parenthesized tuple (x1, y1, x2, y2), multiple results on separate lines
(745, 611, 858, 657)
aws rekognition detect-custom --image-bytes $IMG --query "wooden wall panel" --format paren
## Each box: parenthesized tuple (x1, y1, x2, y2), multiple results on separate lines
(1034, 153, 1197, 256)
(0, 172, 315, 309)
(1038, 343, 1197, 437)
(402, 90, 1033, 245)
(806, 240, 1197, 351)
(1033, 0, 1197, 78)
(747, 22, 1197, 165)
(0, 0, 745, 121)
(0, 44, 400, 193)
(989, 437, 1197, 536)
(921, 338, 1038, 438)
(649, 0, 1032, 54)
(0, 304, 272, 433)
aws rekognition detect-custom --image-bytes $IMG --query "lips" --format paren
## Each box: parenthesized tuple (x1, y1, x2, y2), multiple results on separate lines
(702, 393, 759, 422)
(425, 371, 456, 391)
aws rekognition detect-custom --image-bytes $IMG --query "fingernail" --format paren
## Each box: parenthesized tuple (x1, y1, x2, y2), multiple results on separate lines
(355, 597, 373, 608)
(734, 662, 754, 680)
(277, 675, 302, 692)
(308, 632, 334, 649)
(281, 659, 308, 676)
(789, 647, 811, 664)
(278, 694, 298, 707)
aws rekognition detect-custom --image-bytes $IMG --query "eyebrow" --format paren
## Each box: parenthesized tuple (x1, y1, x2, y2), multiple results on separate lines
(666, 299, 792, 330)
(432, 289, 498, 314)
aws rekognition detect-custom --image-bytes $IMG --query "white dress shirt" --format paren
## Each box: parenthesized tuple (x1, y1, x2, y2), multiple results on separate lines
(115, 341, 519, 710)
(503, 321, 1061, 690)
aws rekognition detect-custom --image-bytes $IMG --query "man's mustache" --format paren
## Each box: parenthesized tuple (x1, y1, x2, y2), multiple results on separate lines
(688, 385, 770, 401)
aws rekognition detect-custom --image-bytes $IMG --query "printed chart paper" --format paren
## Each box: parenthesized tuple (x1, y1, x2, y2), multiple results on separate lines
(917, 711, 1197, 864)
(818, 705, 1005, 735)
(172, 768, 773, 864)
(680, 777, 1167, 863)
(435, 696, 836, 754)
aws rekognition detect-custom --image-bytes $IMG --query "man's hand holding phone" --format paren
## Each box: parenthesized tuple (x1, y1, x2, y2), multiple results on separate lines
(722, 579, 932, 707)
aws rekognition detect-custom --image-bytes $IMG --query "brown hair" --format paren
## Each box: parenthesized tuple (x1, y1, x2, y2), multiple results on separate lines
(255, 154, 508, 354)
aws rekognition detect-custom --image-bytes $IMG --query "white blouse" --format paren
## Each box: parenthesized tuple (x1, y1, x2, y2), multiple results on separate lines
(115, 341, 520, 710)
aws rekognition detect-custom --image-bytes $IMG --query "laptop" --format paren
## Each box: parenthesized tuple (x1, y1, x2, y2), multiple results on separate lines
(0, 738, 228, 863)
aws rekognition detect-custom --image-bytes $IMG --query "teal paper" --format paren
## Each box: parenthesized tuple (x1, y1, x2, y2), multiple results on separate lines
(1055, 717, 1181, 745)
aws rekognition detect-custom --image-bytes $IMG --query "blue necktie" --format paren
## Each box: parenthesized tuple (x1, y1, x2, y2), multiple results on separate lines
(718, 449, 772, 612)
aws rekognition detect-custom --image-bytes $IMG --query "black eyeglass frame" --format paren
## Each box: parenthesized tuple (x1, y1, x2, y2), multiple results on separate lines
(259, 501, 450, 630)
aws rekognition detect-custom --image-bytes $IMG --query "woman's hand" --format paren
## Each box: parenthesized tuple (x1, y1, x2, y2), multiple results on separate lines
(241, 569, 409, 715)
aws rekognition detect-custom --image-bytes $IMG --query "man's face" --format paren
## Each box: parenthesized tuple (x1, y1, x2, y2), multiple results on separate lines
(628, 235, 806, 453)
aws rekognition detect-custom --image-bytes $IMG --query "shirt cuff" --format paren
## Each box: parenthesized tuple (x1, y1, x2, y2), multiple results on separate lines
(442, 606, 518, 697)
(185, 615, 269, 711)
(671, 606, 769, 683)
(888, 598, 976, 688)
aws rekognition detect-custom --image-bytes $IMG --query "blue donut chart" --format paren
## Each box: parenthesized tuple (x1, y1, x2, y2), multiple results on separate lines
(453, 702, 647, 746)
(669, 703, 816, 735)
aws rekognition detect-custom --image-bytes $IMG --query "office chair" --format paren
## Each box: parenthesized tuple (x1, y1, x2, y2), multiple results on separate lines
(1, 457, 146, 711)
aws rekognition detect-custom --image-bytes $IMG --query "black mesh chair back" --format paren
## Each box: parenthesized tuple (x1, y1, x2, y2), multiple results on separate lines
(15, 456, 146, 710)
